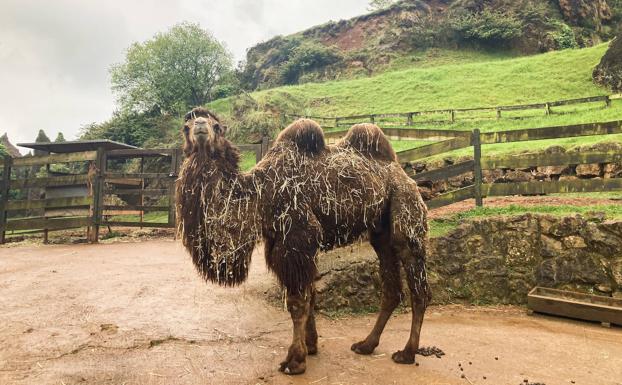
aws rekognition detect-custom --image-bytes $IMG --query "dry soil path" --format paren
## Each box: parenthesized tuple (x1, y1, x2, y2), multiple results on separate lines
(1, 241, 621, 385)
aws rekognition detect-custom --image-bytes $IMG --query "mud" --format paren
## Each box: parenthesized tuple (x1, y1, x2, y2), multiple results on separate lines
(1, 241, 621, 385)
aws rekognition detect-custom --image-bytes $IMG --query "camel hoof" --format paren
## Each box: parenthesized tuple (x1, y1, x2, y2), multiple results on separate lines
(392, 350, 415, 364)
(307, 345, 318, 355)
(351, 341, 376, 355)
(279, 360, 306, 375)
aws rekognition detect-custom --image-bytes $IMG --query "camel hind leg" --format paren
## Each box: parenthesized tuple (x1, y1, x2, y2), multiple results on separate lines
(392, 240, 431, 364)
(390, 178, 430, 364)
(351, 227, 402, 355)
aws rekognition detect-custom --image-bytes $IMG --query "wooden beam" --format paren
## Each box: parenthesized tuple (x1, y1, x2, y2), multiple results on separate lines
(6, 216, 91, 231)
(12, 151, 97, 167)
(105, 148, 174, 158)
(102, 221, 174, 228)
(426, 186, 475, 209)
(481, 151, 622, 170)
(480, 120, 622, 144)
(10, 175, 89, 189)
(0, 156, 11, 244)
(397, 137, 471, 163)
(482, 178, 622, 197)
(411, 160, 475, 182)
(472, 129, 483, 207)
(6, 196, 91, 211)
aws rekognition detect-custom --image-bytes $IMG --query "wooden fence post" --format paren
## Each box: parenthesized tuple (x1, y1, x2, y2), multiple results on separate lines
(335, 117, 341, 128)
(261, 136, 270, 159)
(472, 129, 483, 207)
(370, 115, 375, 124)
(605, 96, 611, 108)
(168, 149, 180, 231)
(545, 103, 551, 115)
(496, 108, 502, 120)
(406, 113, 413, 126)
(450, 110, 456, 123)
(90, 147, 106, 243)
(0, 156, 12, 244)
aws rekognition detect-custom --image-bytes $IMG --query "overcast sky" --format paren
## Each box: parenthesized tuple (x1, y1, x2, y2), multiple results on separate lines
(0, 0, 368, 153)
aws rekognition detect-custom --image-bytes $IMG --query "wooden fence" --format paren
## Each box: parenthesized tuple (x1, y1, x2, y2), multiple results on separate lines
(2, 119, 621, 243)
(411, 119, 622, 209)
(288, 94, 617, 128)
(0, 140, 268, 244)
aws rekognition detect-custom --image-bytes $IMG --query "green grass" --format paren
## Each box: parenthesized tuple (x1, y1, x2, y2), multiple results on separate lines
(429, 203, 622, 237)
(211, 44, 614, 120)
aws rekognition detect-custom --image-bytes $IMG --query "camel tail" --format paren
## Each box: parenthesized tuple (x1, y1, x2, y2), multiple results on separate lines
(338, 123, 397, 162)
(275, 118, 325, 154)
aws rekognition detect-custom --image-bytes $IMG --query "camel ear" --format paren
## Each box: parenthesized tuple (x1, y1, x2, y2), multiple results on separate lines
(213, 122, 227, 136)
(182, 125, 193, 156)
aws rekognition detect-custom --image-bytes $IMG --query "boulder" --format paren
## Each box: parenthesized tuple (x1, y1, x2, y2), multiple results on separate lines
(575, 163, 601, 178)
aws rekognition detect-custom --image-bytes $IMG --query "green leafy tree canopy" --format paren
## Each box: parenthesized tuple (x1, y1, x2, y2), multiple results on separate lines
(111, 22, 235, 115)
(368, 0, 396, 11)
(54, 132, 66, 142)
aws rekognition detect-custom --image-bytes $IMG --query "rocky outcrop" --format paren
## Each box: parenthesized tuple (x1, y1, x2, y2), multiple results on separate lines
(557, 0, 612, 29)
(593, 34, 622, 92)
(308, 214, 622, 311)
(241, 0, 622, 90)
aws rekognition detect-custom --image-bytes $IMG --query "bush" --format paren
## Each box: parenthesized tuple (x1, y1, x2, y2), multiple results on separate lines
(548, 21, 578, 50)
(278, 42, 343, 85)
(451, 9, 523, 44)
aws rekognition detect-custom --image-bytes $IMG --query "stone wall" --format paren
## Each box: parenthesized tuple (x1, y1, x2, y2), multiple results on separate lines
(310, 214, 622, 311)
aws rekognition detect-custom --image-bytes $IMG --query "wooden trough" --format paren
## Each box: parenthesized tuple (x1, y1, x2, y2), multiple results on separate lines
(527, 287, 622, 327)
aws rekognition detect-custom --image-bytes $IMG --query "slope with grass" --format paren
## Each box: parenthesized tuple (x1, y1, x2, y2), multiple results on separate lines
(211, 44, 616, 119)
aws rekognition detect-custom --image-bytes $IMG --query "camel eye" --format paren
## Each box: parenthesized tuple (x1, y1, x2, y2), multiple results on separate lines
(213, 123, 221, 133)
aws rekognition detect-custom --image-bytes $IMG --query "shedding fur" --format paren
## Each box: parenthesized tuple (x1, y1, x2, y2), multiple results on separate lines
(177, 112, 430, 374)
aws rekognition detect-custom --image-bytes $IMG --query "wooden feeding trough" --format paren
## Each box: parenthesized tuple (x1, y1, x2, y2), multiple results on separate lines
(527, 287, 622, 327)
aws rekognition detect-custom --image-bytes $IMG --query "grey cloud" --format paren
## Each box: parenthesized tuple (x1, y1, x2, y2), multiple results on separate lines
(0, 0, 367, 152)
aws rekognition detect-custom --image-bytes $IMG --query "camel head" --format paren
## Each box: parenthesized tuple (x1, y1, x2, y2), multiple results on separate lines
(182, 107, 227, 157)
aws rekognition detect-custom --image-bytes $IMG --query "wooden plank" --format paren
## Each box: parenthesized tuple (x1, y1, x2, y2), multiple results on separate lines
(105, 148, 173, 158)
(103, 205, 169, 212)
(482, 178, 622, 197)
(324, 131, 347, 139)
(426, 186, 475, 209)
(497, 102, 547, 111)
(480, 120, 622, 144)
(6, 196, 92, 211)
(104, 188, 170, 196)
(92, 147, 106, 241)
(103, 172, 174, 179)
(10, 174, 89, 189)
(6, 216, 91, 231)
(397, 137, 471, 163)
(237, 144, 260, 152)
(528, 287, 622, 326)
(382, 127, 469, 141)
(481, 151, 622, 170)
(0, 156, 11, 243)
(411, 160, 474, 182)
(472, 129, 483, 207)
(102, 221, 174, 228)
(12, 151, 97, 167)
(548, 95, 608, 107)
(168, 149, 179, 227)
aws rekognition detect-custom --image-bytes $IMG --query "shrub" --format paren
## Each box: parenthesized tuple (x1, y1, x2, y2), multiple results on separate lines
(451, 9, 523, 44)
(278, 42, 343, 85)
(548, 20, 578, 50)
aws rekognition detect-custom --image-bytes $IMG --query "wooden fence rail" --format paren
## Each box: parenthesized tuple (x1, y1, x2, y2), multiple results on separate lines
(286, 94, 614, 128)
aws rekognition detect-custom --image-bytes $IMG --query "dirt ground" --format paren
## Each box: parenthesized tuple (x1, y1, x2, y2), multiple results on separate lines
(1, 241, 621, 385)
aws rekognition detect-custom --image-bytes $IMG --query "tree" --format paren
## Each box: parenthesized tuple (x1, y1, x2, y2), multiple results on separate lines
(368, 0, 396, 11)
(35, 129, 50, 143)
(111, 22, 235, 115)
(54, 132, 66, 142)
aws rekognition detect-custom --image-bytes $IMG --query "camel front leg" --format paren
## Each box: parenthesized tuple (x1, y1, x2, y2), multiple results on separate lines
(279, 287, 312, 375)
(305, 284, 318, 355)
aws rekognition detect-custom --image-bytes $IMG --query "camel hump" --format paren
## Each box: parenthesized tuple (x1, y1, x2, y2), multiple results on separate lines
(275, 119, 325, 154)
(338, 123, 397, 162)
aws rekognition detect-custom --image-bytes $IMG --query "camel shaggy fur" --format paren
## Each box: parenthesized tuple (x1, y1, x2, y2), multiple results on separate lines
(177, 107, 431, 375)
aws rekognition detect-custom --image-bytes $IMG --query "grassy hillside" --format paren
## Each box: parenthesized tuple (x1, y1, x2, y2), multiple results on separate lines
(212, 44, 615, 119)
